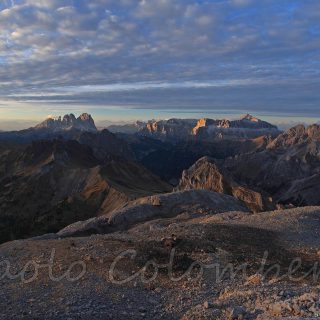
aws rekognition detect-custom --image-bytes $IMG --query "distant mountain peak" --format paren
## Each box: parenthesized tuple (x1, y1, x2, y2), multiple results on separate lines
(35, 113, 97, 132)
(78, 113, 93, 122)
(240, 113, 259, 122)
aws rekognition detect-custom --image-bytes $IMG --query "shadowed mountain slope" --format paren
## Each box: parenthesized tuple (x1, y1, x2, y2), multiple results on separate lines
(0, 139, 171, 243)
(224, 124, 320, 206)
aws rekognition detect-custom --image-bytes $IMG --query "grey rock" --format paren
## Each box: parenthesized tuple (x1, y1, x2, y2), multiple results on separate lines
(58, 190, 249, 237)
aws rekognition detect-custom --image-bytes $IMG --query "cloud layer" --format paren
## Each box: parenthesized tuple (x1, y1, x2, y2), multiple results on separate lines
(0, 0, 319, 121)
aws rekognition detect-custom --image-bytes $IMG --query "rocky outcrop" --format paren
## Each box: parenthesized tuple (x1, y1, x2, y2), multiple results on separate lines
(58, 189, 249, 237)
(176, 157, 275, 212)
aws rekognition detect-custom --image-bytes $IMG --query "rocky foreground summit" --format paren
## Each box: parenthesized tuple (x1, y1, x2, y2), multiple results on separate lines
(57, 189, 249, 238)
(1, 206, 320, 319)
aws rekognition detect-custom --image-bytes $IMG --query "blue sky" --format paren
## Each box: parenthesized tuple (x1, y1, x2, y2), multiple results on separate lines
(0, 0, 319, 129)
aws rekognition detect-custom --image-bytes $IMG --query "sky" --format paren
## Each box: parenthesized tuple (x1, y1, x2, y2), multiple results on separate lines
(0, 0, 319, 130)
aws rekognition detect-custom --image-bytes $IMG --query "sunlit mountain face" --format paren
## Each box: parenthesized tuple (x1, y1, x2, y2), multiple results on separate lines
(0, 0, 319, 129)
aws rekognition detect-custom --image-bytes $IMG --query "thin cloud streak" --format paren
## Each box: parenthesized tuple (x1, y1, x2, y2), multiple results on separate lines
(5, 79, 277, 97)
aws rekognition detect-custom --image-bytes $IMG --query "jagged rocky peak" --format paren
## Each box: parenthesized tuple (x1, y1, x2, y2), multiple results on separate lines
(35, 113, 97, 132)
(240, 113, 259, 122)
(238, 114, 277, 129)
(268, 123, 320, 150)
(78, 113, 95, 125)
(192, 118, 216, 134)
(62, 113, 76, 125)
(176, 156, 275, 213)
(228, 114, 277, 129)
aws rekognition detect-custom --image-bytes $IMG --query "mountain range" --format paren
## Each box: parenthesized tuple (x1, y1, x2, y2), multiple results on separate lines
(1, 113, 320, 243)
(108, 114, 280, 141)
(2, 112, 320, 319)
